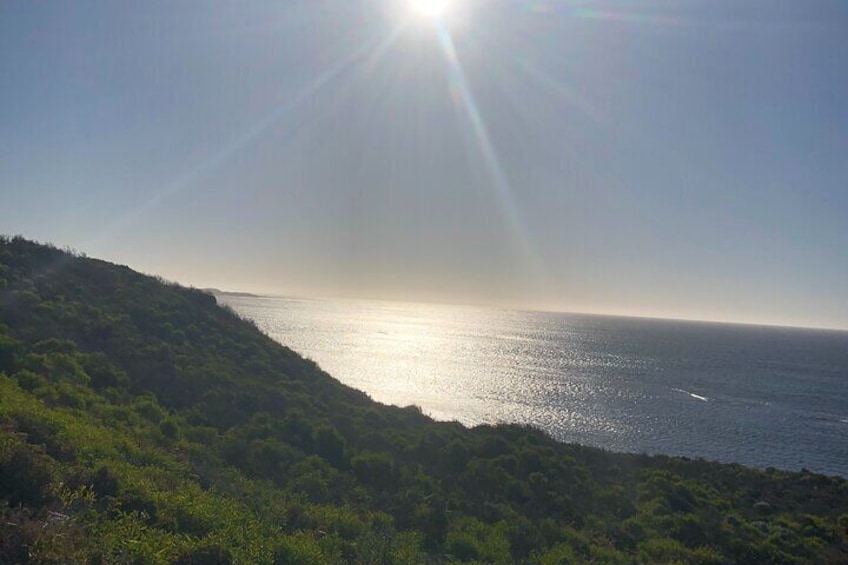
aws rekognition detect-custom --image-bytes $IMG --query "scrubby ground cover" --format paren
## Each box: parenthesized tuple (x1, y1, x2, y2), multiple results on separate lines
(1, 236, 846, 563)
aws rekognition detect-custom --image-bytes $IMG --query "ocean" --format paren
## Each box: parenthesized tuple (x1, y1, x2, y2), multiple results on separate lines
(220, 295, 848, 477)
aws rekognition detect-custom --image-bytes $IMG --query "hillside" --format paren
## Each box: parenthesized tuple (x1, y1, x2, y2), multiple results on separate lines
(0, 236, 846, 564)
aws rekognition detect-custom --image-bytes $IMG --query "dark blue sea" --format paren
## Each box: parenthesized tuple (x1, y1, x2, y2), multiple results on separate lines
(221, 296, 848, 477)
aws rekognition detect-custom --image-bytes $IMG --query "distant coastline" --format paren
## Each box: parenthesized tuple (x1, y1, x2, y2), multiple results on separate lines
(201, 288, 261, 298)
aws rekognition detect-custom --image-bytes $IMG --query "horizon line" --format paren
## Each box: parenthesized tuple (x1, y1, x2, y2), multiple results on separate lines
(206, 287, 848, 334)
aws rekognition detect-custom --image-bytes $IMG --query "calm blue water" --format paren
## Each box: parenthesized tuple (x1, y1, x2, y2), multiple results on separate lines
(221, 296, 848, 477)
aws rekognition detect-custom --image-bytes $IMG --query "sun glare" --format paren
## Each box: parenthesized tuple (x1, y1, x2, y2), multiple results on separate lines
(410, 0, 450, 20)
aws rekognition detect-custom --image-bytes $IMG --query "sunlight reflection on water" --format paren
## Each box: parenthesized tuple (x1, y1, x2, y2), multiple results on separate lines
(221, 296, 848, 476)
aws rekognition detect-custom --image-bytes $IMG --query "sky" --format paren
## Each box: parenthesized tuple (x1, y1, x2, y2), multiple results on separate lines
(1, 0, 847, 329)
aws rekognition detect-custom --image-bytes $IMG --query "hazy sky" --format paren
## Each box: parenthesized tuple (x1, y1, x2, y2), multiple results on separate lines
(2, 0, 847, 329)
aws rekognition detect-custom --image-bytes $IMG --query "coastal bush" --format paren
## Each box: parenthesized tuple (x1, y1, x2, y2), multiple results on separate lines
(0, 237, 845, 563)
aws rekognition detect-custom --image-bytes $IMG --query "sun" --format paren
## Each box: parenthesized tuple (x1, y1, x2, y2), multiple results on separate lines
(410, 0, 450, 20)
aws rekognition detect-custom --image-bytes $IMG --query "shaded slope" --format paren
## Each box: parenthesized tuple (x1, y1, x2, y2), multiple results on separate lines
(0, 236, 846, 564)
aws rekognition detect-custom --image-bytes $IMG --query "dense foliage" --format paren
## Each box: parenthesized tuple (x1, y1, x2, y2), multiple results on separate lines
(0, 236, 846, 564)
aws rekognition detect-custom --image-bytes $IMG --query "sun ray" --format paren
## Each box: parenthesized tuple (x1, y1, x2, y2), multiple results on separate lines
(434, 24, 549, 294)
(85, 27, 403, 249)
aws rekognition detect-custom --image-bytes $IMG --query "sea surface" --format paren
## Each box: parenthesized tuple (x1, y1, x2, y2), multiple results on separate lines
(220, 295, 848, 477)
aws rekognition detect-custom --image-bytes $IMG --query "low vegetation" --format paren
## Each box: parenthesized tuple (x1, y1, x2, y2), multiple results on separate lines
(1, 236, 846, 564)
